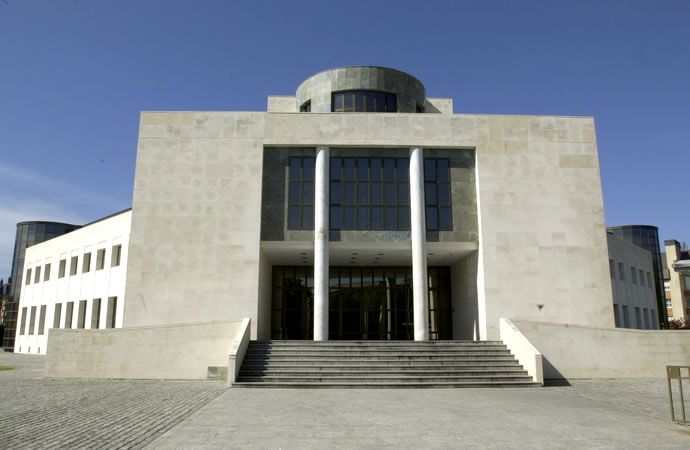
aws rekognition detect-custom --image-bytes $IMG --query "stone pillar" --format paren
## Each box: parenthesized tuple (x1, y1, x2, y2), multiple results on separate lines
(409, 146, 429, 341)
(314, 146, 329, 341)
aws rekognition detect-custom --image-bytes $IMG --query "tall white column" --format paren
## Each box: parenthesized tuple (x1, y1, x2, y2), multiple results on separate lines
(409, 146, 429, 341)
(314, 146, 329, 341)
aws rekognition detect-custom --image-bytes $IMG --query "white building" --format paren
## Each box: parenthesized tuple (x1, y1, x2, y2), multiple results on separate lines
(14, 210, 130, 353)
(607, 232, 659, 329)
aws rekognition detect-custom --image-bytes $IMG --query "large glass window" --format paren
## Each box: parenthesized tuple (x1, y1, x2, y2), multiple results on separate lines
(424, 159, 452, 231)
(288, 155, 452, 232)
(330, 157, 410, 231)
(332, 91, 397, 112)
(287, 157, 315, 230)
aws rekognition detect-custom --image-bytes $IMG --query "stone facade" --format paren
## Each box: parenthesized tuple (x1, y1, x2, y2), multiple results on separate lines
(124, 67, 613, 340)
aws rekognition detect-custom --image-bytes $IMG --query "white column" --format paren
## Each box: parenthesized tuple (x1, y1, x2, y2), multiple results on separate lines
(314, 146, 329, 341)
(409, 146, 429, 341)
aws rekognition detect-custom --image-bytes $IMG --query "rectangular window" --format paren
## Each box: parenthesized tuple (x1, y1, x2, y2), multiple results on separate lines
(70, 256, 78, 276)
(53, 303, 62, 328)
(65, 302, 74, 329)
(609, 259, 615, 279)
(643, 308, 649, 329)
(44, 263, 51, 281)
(622, 305, 630, 328)
(651, 309, 656, 327)
(634, 307, 641, 329)
(91, 298, 101, 329)
(96, 249, 106, 270)
(287, 157, 316, 230)
(82, 252, 91, 273)
(29, 306, 37, 335)
(639, 269, 644, 287)
(327, 157, 412, 231)
(59, 259, 66, 278)
(106, 296, 118, 328)
(20, 307, 27, 334)
(38, 305, 47, 335)
(647, 272, 652, 288)
(25, 268, 32, 285)
(618, 262, 625, 281)
(34, 266, 41, 284)
(424, 158, 452, 231)
(77, 300, 87, 328)
(613, 304, 620, 327)
(630, 267, 636, 284)
(111, 245, 122, 267)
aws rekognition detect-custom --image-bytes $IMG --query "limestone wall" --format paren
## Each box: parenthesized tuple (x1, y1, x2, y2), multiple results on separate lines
(512, 319, 690, 379)
(45, 320, 242, 379)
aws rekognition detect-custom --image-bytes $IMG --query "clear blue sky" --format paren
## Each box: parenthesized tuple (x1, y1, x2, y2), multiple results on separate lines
(1, 0, 689, 277)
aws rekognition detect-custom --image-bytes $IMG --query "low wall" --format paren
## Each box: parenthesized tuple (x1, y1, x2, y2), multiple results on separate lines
(511, 319, 690, 379)
(45, 320, 243, 379)
(499, 318, 543, 384)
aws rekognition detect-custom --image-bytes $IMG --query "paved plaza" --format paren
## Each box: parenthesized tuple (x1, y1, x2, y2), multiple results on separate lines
(1, 352, 688, 449)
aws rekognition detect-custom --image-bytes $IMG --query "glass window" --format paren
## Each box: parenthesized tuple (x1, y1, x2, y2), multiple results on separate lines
(287, 157, 316, 230)
(423, 159, 453, 231)
(34, 266, 41, 283)
(82, 252, 92, 273)
(332, 90, 397, 112)
(70, 256, 78, 276)
(25, 268, 31, 285)
(59, 259, 66, 278)
(96, 249, 106, 270)
(44, 263, 51, 281)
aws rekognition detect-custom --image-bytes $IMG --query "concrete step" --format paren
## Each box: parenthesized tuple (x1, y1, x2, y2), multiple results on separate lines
(237, 375, 534, 383)
(239, 368, 529, 376)
(232, 381, 541, 389)
(235, 340, 538, 388)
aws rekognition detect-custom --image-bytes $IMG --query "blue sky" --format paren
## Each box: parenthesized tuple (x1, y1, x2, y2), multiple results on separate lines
(1, 0, 689, 277)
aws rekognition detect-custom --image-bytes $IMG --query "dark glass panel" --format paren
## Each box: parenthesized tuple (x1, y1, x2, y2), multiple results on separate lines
(371, 207, 383, 229)
(344, 182, 356, 204)
(386, 93, 396, 112)
(382, 183, 397, 206)
(340, 268, 351, 287)
(398, 159, 409, 180)
(371, 182, 382, 204)
(357, 207, 369, 229)
(330, 158, 342, 179)
(344, 92, 353, 109)
(426, 207, 438, 230)
(302, 182, 314, 203)
(385, 207, 396, 229)
(343, 207, 356, 229)
(330, 207, 341, 229)
(28, 224, 37, 232)
(303, 158, 315, 179)
(370, 159, 382, 180)
(425, 183, 437, 205)
(289, 182, 301, 203)
(344, 159, 355, 179)
(357, 158, 368, 180)
(366, 92, 376, 110)
(376, 92, 385, 112)
(289, 158, 301, 179)
(438, 183, 451, 206)
(330, 182, 341, 203)
(383, 159, 395, 180)
(397, 184, 409, 205)
(288, 206, 301, 229)
(355, 92, 365, 110)
(399, 207, 410, 229)
(302, 206, 314, 229)
(334, 94, 343, 111)
(437, 159, 449, 181)
(424, 159, 436, 181)
(357, 183, 368, 204)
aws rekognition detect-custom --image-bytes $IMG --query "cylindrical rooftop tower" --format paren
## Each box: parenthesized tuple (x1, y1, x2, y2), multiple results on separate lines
(296, 66, 426, 113)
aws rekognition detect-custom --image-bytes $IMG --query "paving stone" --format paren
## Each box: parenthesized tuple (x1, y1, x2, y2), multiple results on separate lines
(0, 352, 226, 449)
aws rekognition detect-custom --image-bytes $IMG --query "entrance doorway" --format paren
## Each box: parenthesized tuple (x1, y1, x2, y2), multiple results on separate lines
(270, 266, 451, 340)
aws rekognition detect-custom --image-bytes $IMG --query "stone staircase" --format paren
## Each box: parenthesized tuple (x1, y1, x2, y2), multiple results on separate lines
(233, 340, 540, 388)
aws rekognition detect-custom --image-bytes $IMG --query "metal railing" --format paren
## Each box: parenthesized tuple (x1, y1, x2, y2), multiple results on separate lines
(667, 366, 690, 424)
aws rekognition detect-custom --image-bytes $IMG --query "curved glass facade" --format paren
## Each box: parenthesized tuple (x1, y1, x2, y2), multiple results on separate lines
(2, 221, 80, 350)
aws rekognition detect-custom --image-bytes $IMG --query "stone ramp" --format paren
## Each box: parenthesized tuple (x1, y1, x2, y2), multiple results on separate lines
(234, 340, 540, 388)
